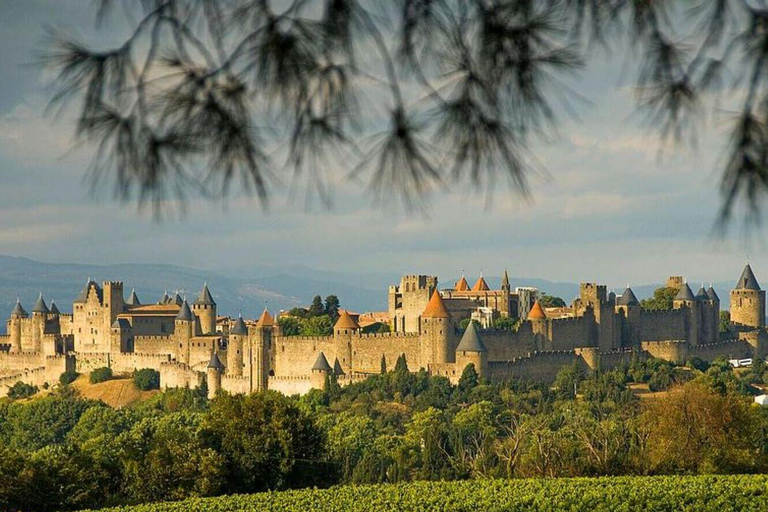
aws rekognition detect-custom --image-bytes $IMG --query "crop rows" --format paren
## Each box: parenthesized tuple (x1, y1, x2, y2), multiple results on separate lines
(84, 474, 768, 512)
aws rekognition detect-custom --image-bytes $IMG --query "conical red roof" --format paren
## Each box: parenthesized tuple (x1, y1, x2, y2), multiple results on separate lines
(256, 308, 274, 327)
(472, 276, 490, 291)
(455, 276, 470, 291)
(422, 290, 449, 318)
(528, 301, 546, 320)
(335, 310, 360, 329)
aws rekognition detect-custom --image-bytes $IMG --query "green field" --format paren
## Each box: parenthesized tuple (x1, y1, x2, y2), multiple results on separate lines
(85, 475, 768, 512)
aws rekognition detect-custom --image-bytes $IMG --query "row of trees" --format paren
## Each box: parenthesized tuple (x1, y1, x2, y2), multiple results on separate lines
(2, 355, 768, 511)
(278, 295, 341, 336)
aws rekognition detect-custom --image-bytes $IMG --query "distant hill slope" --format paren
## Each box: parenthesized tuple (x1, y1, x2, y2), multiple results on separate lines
(0, 255, 385, 326)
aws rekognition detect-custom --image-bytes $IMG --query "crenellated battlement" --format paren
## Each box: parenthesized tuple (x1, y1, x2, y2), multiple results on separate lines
(357, 332, 419, 340)
(640, 309, 683, 318)
(134, 335, 174, 342)
(274, 335, 335, 343)
(550, 316, 585, 326)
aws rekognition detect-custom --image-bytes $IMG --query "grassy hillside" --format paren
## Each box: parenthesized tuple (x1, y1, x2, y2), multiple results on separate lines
(83, 475, 768, 512)
(70, 375, 159, 408)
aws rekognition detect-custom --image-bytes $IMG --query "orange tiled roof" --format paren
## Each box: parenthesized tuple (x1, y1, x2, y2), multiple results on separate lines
(472, 276, 490, 291)
(422, 289, 449, 318)
(335, 310, 360, 329)
(256, 308, 274, 327)
(455, 276, 470, 291)
(528, 301, 546, 320)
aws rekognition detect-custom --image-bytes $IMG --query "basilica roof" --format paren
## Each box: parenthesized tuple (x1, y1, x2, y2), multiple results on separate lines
(472, 276, 490, 292)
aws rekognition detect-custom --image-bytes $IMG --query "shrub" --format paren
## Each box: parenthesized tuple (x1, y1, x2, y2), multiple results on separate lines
(133, 368, 160, 391)
(59, 370, 79, 386)
(89, 367, 113, 384)
(648, 367, 673, 392)
(7, 381, 38, 399)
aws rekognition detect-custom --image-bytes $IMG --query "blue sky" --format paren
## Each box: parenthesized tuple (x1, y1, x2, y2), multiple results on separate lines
(0, 1, 761, 290)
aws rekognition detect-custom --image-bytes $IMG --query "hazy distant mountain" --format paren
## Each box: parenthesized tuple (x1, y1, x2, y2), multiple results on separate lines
(0, 255, 738, 333)
(0, 255, 386, 325)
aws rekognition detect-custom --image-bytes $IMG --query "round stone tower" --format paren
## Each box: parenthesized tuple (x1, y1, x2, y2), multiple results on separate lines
(455, 321, 488, 379)
(206, 352, 224, 399)
(253, 308, 274, 392)
(192, 283, 217, 335)
(528, 300, 548, 349)
(334, 310, 359, 373)
(421, 289, 452, 365)
(175, 300, 194, 365)
(228, 316, 247, 377)
(9, 299, 27, 353)
(616, 286, 640, 347)
(730, 264, 765, 330)
(31, 293, 49, 353)
(310, 351, 333, 390)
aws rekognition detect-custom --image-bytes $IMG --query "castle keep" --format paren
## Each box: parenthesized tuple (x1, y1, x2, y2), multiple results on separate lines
(0, 265, 765, 398)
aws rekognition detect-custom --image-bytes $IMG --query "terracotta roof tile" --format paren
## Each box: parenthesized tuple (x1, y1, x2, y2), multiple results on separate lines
(334, 309, 360, 329)
(528, 301, 546, 320)
(472, 276, 490, 292)
(455, 276, 470, 291)
(257, 308, 274, 327)
(422, 290, 449, 318)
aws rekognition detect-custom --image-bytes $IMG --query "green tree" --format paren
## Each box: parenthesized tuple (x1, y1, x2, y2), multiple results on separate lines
(405, 408, 452, 480)
(380, 355, 387, 375)
(493, 316, 518, 330)
(278, 316, 301, 336)
(324, 295, 341, 321)
(720, 311, 733, 338)
(203, 391, 328, 493)
(59, 370, 79, 386)
(300, 315, 333, 336)
(133, 368, 160, 391)
(458, 364, 480, 395)
(320, 412, 377, 482)
(459, 318, 481, 331)
(3, 390, 103, 451)
(309, 295, 325, 317)
(89, 367, 113, 384)
(121, 412, 226, 502)
(7, 382, 38, 400)
(287, 307, 310, 319)
(640, 287, 678, 311)
(539, 295, 566, 308)
(554, 362, 585, 400)
(68, 406, 135, 446)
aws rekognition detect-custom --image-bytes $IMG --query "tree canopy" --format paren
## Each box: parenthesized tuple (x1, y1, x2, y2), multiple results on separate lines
(539, 295, 566, 308)
(42, 1, 768, 225)
(640, 286, 677, 311)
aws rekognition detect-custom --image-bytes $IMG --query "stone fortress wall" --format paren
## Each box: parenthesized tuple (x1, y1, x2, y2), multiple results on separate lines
(0, 264, 767, 398)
